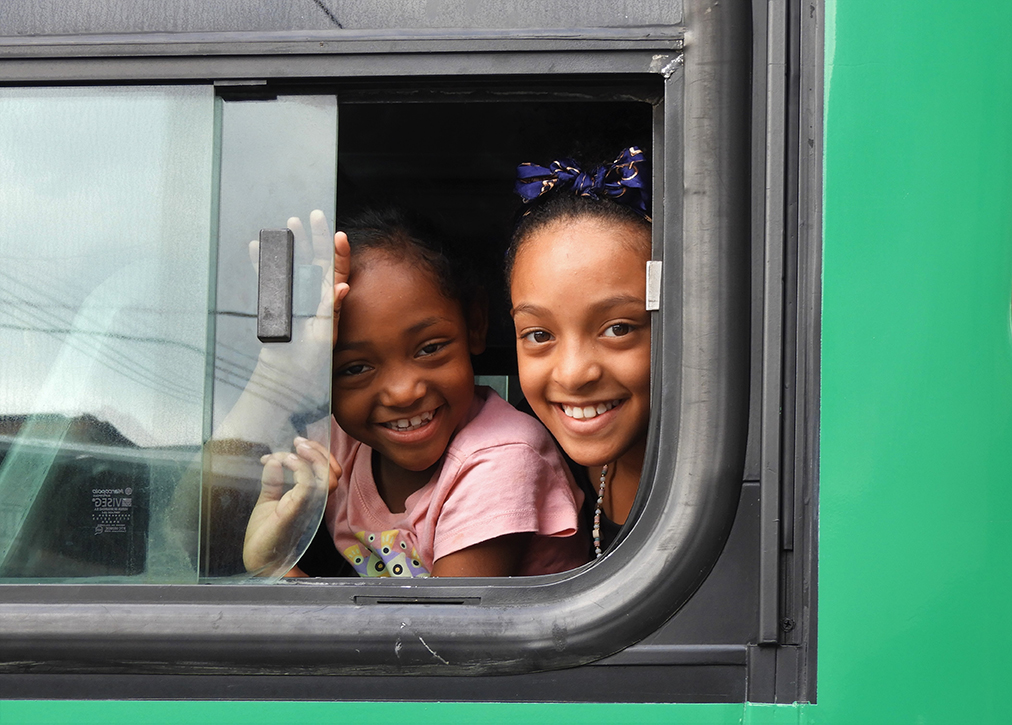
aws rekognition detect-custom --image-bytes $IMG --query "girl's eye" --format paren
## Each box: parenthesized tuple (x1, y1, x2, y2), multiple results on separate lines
(337, 363, 371, 377)
(603, 323, 634, 338)
(417, 341, 447, 357)
(522, 330, 553, 344)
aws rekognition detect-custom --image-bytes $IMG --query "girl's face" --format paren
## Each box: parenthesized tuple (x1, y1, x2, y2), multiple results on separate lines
(332, 250, 483, 476)
(510, 217, 651, 469)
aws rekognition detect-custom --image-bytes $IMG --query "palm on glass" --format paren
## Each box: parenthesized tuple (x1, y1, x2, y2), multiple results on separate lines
(243, 437, 339, 576)
(247, 210, 350, 394)
(238, 210, 350, 576)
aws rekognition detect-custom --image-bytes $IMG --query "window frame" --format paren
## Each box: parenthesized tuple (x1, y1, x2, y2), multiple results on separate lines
(0, 11, 753, 676)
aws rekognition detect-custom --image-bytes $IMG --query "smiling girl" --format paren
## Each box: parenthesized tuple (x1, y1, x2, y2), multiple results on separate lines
(508, 148, 652, 558)
(244, 209, 587, 578)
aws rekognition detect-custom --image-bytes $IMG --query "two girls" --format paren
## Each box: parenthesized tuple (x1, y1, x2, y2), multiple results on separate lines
(244, 146, 652, 576)
(243, 209, 587, 578)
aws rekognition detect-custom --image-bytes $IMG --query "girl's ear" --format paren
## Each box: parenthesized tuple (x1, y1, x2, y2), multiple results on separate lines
(466, 294, 489, 355)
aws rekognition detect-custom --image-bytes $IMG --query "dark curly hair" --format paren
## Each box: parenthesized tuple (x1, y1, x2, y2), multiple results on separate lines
(337, 207, 484, 317)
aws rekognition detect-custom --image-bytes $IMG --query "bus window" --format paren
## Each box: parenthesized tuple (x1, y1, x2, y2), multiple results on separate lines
(0, 0, 787, 702)
(0, 87, 337, 582)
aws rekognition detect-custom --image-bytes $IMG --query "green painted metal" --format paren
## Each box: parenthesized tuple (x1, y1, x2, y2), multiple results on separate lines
(818, 1, 1012, 723)
(5, 1, 1012, 722)
(0, 701, 749, 725)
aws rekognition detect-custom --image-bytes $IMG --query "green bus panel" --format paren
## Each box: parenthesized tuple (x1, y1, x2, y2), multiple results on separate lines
(817, 0, 1012, 722)
(0, 701, 812, 724)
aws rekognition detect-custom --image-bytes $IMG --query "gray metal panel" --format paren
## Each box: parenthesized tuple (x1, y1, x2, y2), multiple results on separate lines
(633, 483, 760, 646)
(0, 31, 684, 62)
(758, 0, 788, 646)
(0, 50, 679, 83)
(0, 1, 338, 35)
(0, 0, 682, 35)
(793, 0, 824, 703)
(747, 644, 777, 702)
(754, 0, 823, 696)
(743, 0, 769, 484)
(774, 644, 801, 703)
(0, 664, 746, 703)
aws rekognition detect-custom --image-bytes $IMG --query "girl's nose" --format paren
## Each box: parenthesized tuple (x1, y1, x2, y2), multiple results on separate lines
(552, 342, 603, 391)
(378, 367, 426, 408)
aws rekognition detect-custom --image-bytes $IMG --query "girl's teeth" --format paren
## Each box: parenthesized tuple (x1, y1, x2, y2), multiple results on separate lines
(385, 410, 435, 431)
(562, 401, 618, 420)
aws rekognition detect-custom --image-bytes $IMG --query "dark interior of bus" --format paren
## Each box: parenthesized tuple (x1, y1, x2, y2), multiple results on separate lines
(335, 87, 656, 375)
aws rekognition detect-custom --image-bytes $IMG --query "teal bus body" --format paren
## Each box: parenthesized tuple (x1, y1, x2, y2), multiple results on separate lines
(3, 0, 1012, 722)
(817, 0, 1012, 722)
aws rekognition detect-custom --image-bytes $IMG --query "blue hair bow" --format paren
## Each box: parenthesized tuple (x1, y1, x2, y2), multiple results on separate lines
(514, 146, 650, 218)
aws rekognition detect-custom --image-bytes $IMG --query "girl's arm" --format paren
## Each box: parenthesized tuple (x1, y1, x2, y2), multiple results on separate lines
(430, 532, 533, 577)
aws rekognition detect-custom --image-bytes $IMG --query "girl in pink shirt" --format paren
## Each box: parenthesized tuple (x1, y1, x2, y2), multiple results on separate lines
(244, 209, 587, 578)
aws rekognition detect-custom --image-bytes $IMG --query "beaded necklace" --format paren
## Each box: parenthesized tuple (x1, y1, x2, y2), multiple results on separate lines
(593, 464, 611, 558)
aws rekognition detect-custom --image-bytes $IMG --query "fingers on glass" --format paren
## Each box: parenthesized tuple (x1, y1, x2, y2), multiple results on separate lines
(248, 239, 259, 272)
(309, 209, 332, 260)
(290, 214, 314, 265)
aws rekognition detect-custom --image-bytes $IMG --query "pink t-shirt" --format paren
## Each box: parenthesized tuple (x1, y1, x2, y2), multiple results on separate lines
(324, 387, 588, 577)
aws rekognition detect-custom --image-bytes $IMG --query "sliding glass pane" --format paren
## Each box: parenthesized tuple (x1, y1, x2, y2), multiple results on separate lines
(0, 86, 215, 582)
(202, 95, 337, 579)
(0, 88, 338, 583)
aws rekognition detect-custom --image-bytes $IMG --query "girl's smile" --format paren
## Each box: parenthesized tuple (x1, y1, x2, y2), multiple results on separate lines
(378, 407, 437, 432)
(559, 399, 622, 420)
(551, 398, 629, 435)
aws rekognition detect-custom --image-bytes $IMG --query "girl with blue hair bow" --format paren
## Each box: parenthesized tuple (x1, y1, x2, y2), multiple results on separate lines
(508, 147, 653, 559)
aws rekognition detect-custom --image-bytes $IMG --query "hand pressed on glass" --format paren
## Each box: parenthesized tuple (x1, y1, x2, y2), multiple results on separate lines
(217, 212, 346, 447)
(246, 210, 350, 385)
(211, 210, 345, 579)
(242, 437, 339, 577)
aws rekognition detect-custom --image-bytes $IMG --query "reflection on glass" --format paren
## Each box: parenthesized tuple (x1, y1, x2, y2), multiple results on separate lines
(0, 89, 337, 583)
(0, 86, 215, 582)
(202, 95, 337, 580)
